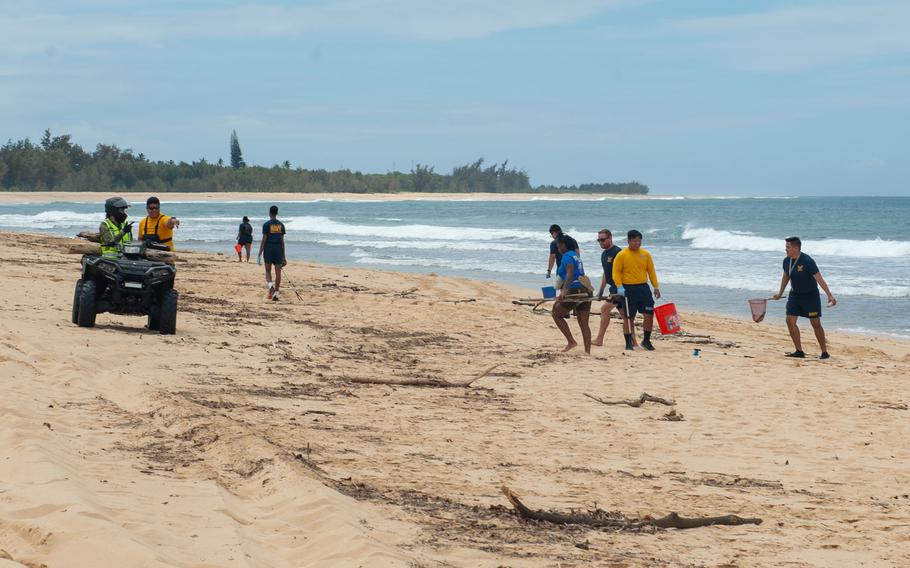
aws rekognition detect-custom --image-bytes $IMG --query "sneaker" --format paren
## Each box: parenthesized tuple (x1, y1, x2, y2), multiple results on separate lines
(819, 351, 830, 360)
(785, 350, 806, 358)
(641, 340, 655, 351)
(267, 282, 274, 299)
(272, 290, 280, 301)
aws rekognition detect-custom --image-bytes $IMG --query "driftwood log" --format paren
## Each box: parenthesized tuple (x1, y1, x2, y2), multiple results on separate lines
(584, 392, 676, 407)
(346, 364, 500, 387)
(501, 486, 761, 530)
(67, 240, 177, 264)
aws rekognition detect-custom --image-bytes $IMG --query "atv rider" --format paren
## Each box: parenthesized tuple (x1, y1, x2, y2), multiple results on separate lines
(99, 196, 133, 257)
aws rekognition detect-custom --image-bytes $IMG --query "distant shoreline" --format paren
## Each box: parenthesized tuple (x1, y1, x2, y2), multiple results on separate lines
(0, 191, 818, 204)
(0, 191, 667, 204)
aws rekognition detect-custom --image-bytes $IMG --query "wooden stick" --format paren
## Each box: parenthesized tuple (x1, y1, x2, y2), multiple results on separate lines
(501, 485, 761, 530)
(346, 363, 500, 388)
(584, 392, 676, 407)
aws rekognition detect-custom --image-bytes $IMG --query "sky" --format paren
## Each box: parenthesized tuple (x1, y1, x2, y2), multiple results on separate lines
(1, 0, 908, 195)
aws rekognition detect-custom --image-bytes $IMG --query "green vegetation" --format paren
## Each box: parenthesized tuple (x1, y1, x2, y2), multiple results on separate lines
(0, 130, 648, 195)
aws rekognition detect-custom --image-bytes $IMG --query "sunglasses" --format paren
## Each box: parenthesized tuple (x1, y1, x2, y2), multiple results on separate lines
(147, 206, 160, 210)
(597, 237, 608, 242)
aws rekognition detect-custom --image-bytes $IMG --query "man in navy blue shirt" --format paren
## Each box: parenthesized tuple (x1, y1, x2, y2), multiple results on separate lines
(591, 229, 628, 347)
(772, 236, 837, 359)
(257, 205, 287, 301)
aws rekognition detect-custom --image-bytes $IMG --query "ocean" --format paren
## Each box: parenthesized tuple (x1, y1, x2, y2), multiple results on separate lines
(1, 195, 908, 338)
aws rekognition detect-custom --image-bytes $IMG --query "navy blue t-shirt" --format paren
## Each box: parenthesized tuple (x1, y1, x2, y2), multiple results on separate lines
(600, 245, 623, 292)
(550, 240, 562, 266)
(262, 220, 286, 248)
(784, 253, 819, 296)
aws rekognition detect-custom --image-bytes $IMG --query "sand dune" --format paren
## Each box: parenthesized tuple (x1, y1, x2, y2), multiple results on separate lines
(1, 231, 908, 567)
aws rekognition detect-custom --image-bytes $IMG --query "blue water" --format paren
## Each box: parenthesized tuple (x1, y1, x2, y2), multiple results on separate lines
(2, 195, 908, 338)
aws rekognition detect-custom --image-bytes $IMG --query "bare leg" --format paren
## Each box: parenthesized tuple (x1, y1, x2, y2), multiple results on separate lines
(274, 266, 282, 292)
(244, 243, 251, 262)
(552, 302, 577, 352)
(577, 309, 592, 354)
(592, 302, 612, 345)
(642, 313, 654, 333)
(237, 246, 242, 262)
(810, 317, 827, 353)
(786, 315, 802, 351)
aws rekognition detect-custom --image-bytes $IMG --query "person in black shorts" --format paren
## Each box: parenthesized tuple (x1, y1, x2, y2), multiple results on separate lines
(591, 229, 629, 347)
(257, 205, 287, 301)
(236, 216, 254, 262)
(551, 235, 593, 353)
(772, 236, 837, 359)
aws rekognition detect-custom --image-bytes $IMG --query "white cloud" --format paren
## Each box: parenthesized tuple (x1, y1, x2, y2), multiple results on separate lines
(662, 1, 910, 72)
(0, 0, 643, 54)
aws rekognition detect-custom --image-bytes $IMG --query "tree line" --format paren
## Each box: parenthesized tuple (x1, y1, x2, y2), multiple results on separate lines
(0, 130, 648, 195)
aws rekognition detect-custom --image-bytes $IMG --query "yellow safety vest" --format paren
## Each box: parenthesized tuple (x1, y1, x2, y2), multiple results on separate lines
(100, 218, 131, 257)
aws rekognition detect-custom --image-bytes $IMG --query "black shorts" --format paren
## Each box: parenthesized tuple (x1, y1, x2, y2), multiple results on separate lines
(263, 247, 285, 265)
(557, 288, 592, 314)
(622, 284, 654, 319)
(786, 294, 821, 318)
(238, 235, 253, 245)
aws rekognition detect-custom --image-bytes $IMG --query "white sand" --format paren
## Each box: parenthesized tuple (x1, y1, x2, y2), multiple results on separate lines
(1, 231, 908, 567)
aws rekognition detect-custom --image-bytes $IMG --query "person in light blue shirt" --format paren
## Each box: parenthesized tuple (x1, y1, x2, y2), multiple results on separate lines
(551, 234, 592, 353)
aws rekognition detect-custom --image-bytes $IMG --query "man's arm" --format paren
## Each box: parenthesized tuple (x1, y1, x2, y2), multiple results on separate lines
(612, 254, 624, 290)
(772, 273, 790, 300)
(547, 253, 556, 277)
(165, 215, 180, 229)
(814, 272, 836, 306)
(598, 269, 607, 298)
(647, 254, 661, 299)
(258, 232, 268, 258)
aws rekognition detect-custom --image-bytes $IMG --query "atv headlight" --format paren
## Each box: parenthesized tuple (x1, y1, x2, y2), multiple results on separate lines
(123, 243, 142, 255)
(99, 262, 118, 274)
(150, 268, 171, 278)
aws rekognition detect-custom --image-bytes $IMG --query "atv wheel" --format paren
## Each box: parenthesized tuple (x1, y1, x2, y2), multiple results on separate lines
(77, 281, 97, 328)
(158, 289, 178, 335)
(72, 279, 83, 324)
(147, 304, 160, 331)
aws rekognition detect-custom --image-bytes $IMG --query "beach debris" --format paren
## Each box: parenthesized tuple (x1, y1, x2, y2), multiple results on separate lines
(500, 485, 762, 530)
(345, 363, 500, 388)
(583, 392, 676, 408)
(660, 409, 685, 421)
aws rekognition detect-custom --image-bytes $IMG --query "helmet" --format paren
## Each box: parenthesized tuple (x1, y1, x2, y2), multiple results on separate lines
(104, 196, 130, 217)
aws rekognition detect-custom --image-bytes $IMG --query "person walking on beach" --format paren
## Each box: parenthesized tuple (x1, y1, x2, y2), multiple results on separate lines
(551, 234, 593, 353)
(546, 224, 564, 280)
(236, 216, 254, 262)
(258, 205, 287, 301)
(772, 236, 836, 359)
(546, 224, 580, 285)
(592, 229, 628, 347)
(612, 229, 660, 351)
(99, 196, 133, 257)
(138, 196, 180, 251)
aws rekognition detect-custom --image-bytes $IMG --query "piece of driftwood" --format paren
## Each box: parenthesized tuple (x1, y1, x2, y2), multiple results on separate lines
(66, 241, 177, 264)
(77, 231, 102, 242)
(346, 364, 500, 387)
(68, 242, 102, 255)
(584, 392, 676, 407)
(501, 485, 761, 530)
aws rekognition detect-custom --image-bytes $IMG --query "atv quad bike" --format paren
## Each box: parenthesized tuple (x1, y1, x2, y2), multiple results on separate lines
(72, 240, 179, 334)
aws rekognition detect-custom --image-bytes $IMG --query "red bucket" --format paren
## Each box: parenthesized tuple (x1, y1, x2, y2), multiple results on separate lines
(654, 303, 681, 335)
(234, 243, 243, 254)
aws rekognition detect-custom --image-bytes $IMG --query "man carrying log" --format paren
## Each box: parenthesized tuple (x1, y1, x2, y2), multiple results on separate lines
(99, 196, 133, 257)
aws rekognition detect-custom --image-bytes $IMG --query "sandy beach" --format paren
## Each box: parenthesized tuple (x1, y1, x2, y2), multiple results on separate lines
(1, 229, 909, 567)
